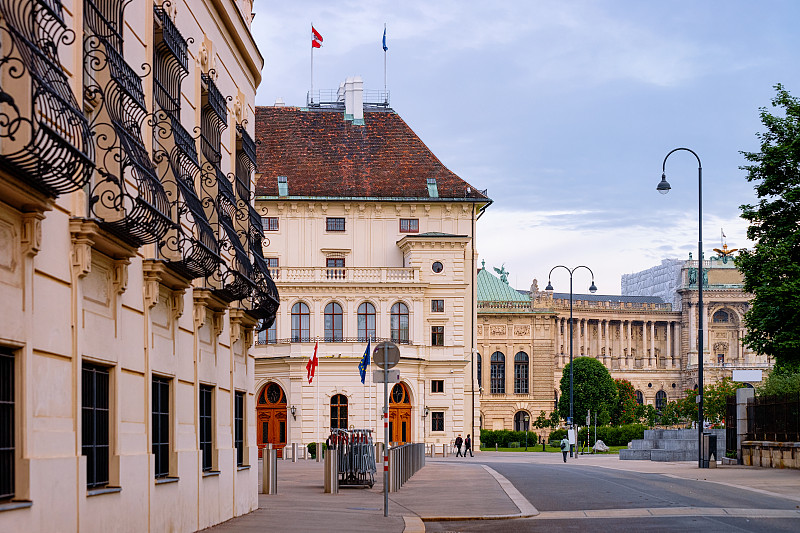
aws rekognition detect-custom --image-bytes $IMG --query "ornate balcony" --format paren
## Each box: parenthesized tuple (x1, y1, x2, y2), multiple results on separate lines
(0, 0, 94, 197)
(268, 266, 418, 283)
(154, 6, 188, 116)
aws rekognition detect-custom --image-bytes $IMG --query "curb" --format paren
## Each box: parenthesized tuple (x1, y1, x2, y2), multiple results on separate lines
(416, 465, 539, 522)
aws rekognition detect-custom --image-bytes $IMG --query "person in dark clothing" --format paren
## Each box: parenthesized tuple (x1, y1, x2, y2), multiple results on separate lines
(454, 434, 463, 457)
(464, 434, 473, 457)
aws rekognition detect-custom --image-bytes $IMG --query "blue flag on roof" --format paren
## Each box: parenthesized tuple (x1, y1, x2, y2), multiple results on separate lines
(382, 26, 388, 52)
(359, 339, 371, 383)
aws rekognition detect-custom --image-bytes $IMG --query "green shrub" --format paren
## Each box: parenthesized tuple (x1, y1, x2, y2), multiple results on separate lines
(307, 442, 328, 459)
(576, 424, 646, 446)
(549, 428, 567, 441)
(480, 429, 537, 448)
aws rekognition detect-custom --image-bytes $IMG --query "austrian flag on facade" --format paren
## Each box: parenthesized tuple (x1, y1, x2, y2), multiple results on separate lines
(306, 341, 319, 383)
(312, 26, 323, 48)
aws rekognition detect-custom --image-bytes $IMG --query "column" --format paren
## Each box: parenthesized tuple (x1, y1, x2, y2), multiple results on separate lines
(666, 320, 672, 369)
(626, 320, 632, 368)
(688, 302, 696, 364)
(642, 320, 648, 367)
(650, 321, 655, 367)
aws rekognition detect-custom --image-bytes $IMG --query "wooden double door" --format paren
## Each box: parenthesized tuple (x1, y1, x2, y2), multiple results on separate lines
(257, 382, 287, 458)
(388, 382, 412, 444)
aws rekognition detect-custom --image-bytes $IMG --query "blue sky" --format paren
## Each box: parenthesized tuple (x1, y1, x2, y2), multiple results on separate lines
(251, 0, 800, 293)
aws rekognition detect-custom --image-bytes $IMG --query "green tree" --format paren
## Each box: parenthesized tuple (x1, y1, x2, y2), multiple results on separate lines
(558, 357, 617, 424)
(737, 84, 800, 371)
(704, 377, 746, 423)
(611, 378, 638, 426)
(549, 408, 561, 428)
(533, 410, 550, 430)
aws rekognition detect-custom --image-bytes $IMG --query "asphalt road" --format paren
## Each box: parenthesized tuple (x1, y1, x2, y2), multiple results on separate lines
(425, 458, 800, 533)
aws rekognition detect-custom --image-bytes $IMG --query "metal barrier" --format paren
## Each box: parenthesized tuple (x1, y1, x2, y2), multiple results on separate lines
(328, 428, 376, 488)
(388, 443, 425, 492)
(261, 444, 278, 494)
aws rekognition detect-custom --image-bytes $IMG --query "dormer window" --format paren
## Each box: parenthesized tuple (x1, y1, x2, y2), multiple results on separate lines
(426, 178, 438, 198)
(277, 176, 288, 197)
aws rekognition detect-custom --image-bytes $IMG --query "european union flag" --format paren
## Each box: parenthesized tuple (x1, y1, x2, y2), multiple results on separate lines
(359, 339, 371, 383)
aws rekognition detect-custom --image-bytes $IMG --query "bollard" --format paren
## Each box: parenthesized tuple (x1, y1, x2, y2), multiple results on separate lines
(324, 446, 339, 493)
(261, 444, 278, 494)
(316, 441, 322, 462)
(292, 442, 297, 463)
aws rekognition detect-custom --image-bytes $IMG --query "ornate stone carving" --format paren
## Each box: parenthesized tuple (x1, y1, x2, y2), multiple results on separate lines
(112, 259, 129, 295)
(514, 325, 530, 336)
(476, 325, 483, 335)
(20, 212, 44, 257)
(490, 325, 506, 336)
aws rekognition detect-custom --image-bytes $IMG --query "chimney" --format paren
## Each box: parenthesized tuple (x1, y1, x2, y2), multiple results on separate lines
(274, 97, 285, 107)
(343, 76, 364, 123)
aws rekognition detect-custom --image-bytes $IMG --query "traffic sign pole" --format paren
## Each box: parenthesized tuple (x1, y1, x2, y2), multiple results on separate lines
(383, 342, 388, 517)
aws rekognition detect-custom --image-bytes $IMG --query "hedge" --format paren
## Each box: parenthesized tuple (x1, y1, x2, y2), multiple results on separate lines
(549, 424, 646, 447)
(480, 429, 538, 448)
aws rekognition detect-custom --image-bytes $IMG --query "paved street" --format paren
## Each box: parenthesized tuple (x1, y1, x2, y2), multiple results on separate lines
(425, 453, 800, 532)
(205, 451, 800, 532)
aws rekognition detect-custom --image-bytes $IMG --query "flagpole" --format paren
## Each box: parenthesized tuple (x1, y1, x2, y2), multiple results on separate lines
(383, 23, 387, 96)
(310, 23, 314, 105)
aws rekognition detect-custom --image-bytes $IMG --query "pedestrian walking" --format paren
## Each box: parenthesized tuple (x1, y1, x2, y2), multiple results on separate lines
(464, 434, 473, 457)
(454, 434, 463, 457)
(560, 436, 569, 463)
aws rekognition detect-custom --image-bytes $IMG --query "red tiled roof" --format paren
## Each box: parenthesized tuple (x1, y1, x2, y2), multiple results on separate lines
(254, 106, 488, 201)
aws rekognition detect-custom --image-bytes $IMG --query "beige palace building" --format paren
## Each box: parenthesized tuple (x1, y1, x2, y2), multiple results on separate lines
(477, 254, 769, 431)
(251, 79, 490, 452)
(0, 0, 277, 531)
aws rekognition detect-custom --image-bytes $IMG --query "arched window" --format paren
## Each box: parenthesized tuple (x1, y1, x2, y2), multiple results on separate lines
(514, 351, 529, 394)
(635, 390, 644, 405)
(330, 394, 348, 429)
(390, 302, 409, 344)
(490, 351, 505, 394)
(291, 302, 310, 342)
(514, 411, 530, 431)
(324, 302, 343, 341)
(357, 302, 376, 341)
(713, 310, 729, 323)
(655, 390, 667, 410)
(476, 353, 482, 391)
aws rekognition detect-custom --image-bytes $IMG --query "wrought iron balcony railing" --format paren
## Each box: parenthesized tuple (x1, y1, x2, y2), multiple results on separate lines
(236, 123, 257, 168)
(214, 211, 256, 302)
(84, 0, 125, 51)
(201, 73, 227, 123)
(0, 0, 94, 197)
(171, 116, 199, 167)
(153, 6, 188, 117)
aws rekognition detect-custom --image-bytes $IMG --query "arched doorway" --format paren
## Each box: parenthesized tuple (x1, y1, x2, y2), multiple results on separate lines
(257, 382, 287, 458)
(389, 382, 412, 444)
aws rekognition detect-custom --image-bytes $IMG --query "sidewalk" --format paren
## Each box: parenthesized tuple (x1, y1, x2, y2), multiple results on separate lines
(205, 452, 800, 532)
(205, 455, 531, 533)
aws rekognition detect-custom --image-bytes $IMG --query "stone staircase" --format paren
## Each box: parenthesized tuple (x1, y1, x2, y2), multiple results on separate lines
(620, 428, 725, 462)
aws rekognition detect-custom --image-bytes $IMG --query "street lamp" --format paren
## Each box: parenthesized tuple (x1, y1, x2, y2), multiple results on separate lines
(657, 147, 705, 469)
(524, 414, 530, 450)
(545, 265, 597, 456)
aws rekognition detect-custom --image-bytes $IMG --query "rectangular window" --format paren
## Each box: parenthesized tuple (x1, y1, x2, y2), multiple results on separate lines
(265, 257, 279, 268)
(326, 258, 345, 268)
(262, 217, 279, 231)
(431, 380, 444, 394)
(431, 326, 444, 346)
(431, 299, 444, 313)
(234, 391, 245, 467)
(0, 348, 14, 501)
(399, 218, 419, 233)
(199, 385, 213, 472)
(326, 217, 345, 232)
(83, 363, 110, 489)
(431, 412, 444, 432)
(152, 376, 170, 479)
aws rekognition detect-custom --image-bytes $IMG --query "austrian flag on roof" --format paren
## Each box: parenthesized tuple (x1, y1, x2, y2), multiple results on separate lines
(312, 26, 323, 48)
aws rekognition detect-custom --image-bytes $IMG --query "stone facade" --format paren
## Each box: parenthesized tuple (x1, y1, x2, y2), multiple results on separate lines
(251, 90, 490, 451)
(0, 1, 275, 531)
(477, 257, 770, 431)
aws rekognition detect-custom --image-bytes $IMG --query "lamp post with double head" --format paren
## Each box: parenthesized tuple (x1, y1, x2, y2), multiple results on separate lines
(657, 147, 705, 469)
(545, 266, 597, 446)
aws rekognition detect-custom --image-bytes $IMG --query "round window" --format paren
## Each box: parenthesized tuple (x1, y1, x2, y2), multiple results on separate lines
(432, 261, 443, 273)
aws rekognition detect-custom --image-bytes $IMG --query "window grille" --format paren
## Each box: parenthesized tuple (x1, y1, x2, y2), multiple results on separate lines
(234, 391, 244, 467)
(152, 376, 170, 478)
(199, 385, 213, 471)
(82, 363, 110, 489)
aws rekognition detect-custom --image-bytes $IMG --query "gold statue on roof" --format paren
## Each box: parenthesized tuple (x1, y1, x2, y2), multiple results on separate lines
(713, 229, 738, 264)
